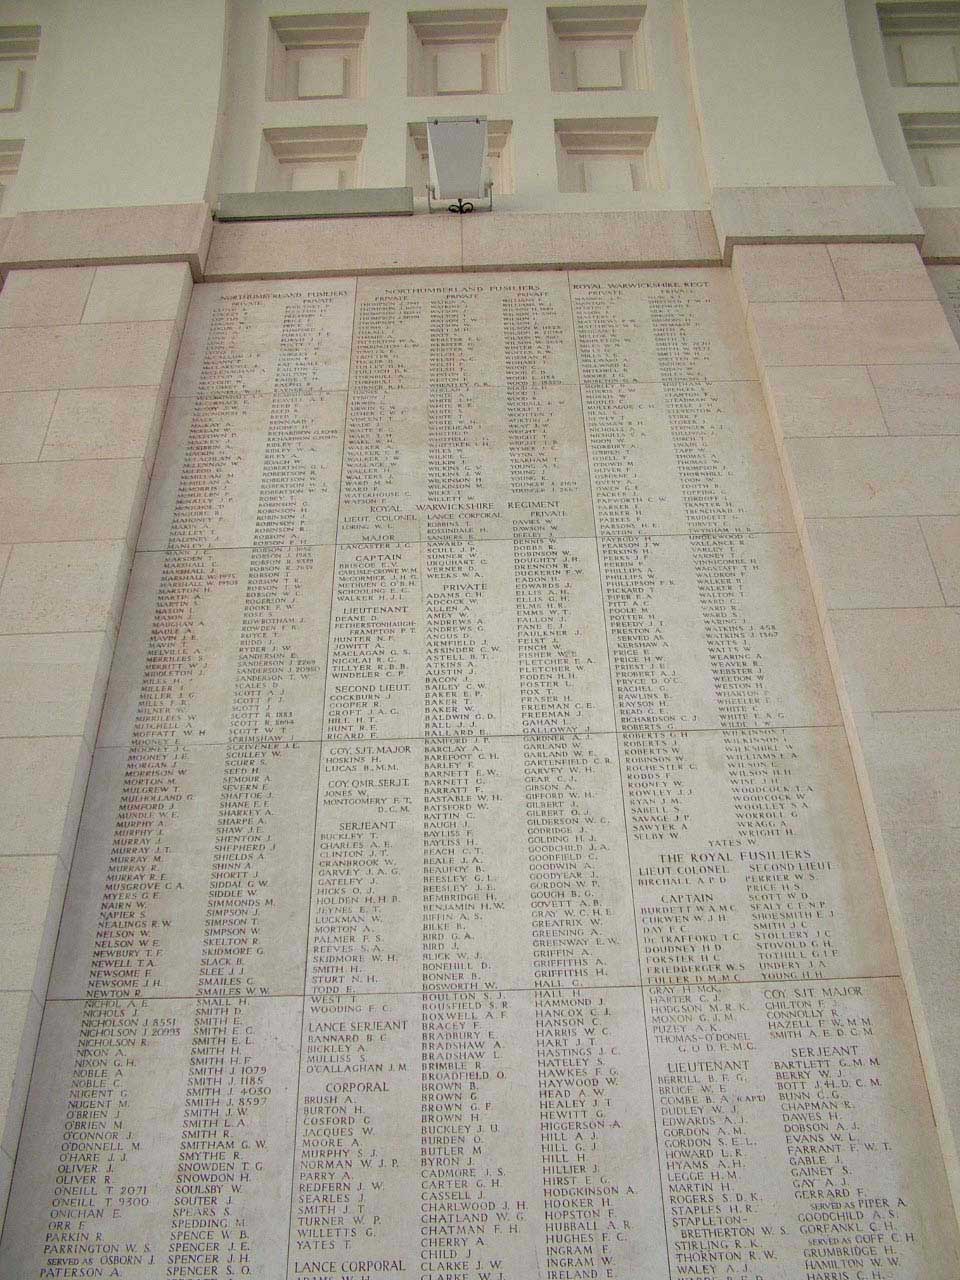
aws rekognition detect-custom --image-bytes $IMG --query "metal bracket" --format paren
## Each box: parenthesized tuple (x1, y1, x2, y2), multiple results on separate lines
(426, 181, 493, 214)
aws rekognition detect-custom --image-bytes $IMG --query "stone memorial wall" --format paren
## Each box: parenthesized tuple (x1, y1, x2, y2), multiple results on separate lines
(2, 269, 957, 1279)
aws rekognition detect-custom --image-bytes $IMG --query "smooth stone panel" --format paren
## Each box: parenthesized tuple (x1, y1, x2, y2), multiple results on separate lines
(0, 320, 178, 392)
(762, 365, 886, 437)
(0, 856, 60, 993)
(0, 391, 57, 462)
(0, 736, 90, 862)
(0, 458, 146, 545)
(41, 385, 165, 461)
(461, 209, 720, 270)
(0, 267, 95, 329)
(82, 262, 192, 327)
(204, 213, 461, 280)
(0, 540, 130, 634)
(861, 710, 960, 831)
(828, 242, 938, 300)
(0, 631, 113, 742)
(869, 364, 960, 434)
(831, 607, 960, 712)
(922, 516, 960, 603)
(732, 243, 841, 303)
(807, 517, 945, 608)
(749, 299, 960, 367)
(787, 436, 960, 517)
(711, 184, 923, 265)
(0, 203, 213, 279)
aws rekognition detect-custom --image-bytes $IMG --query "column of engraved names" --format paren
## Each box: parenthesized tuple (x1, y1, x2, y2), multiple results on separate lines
(36, 301, 249, 1278)
(161, 285, 345, 1274)
(420, 288, 536, 1280)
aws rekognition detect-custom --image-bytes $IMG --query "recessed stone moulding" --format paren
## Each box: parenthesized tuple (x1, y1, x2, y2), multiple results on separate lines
(879, 0, 960, 85)
(407, 7, 508, 95)
(555, 115, 660, 191)
(546, 3, 647, 91)
(901, 111, 960, 185)
(258, 123, 367, 192)
(266, 10, 369, 101)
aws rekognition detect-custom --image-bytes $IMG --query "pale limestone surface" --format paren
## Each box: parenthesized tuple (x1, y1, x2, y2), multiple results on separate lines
(0, 204, 213, 278)
(0, 262, 190, 1227)
(41, 385, 165, 462)
(0, 541, 129, 634)
(0, 391, 57, 462)
(763, 365, 887, 437)
(0, 267, 95, 328)
(0, 319, 178, 392)
(828, 242, 939, 300)
(922, 516, 960, 603)
(831, 608, 960, 715)
(737, 243, 960, 1219)
(807, 517, 946, 608)
(733, 243, 841, 303)
(0, 737, 90, 861)
(0, 458, 147, 545)
(0, 856, 60, 993)
(0, 631, 112, 742)
(81, 262, 193, 327)
(710, 185, 922, 264)
(869, 364, 960, 434)
(749, 298, 960, 367)
(786, 436, 960, 517)
(4, 268, 958, 1277)
(204, 214, 461, 280)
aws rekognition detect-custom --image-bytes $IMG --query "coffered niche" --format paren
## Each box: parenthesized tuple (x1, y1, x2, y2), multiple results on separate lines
(901, 111, 960, 183)
(555, 115, 659, 191)
(547, 5, 646, 92)
(267, 12, 369, 101)
(258, 124, 366, 190)
(878, 2, 960, 85)
(0, 24, 40, 113)
(407, 9, 508, 96)
(407, 118, 514, 194)
(0, 137, 24, 211)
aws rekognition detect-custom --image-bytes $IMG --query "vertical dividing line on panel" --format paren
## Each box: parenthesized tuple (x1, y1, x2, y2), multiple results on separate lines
(283, 278, 360, 1277)
(565, 271, 673, 1277)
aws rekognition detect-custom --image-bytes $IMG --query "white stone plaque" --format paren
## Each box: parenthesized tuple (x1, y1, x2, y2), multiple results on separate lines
(3, 271, 957, 1278)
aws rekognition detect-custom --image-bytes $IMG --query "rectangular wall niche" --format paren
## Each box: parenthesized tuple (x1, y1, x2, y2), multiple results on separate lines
(547, 5, 647, 91)
(407, 9, 507, 96)
(878, 2, 960, 85)
(0, 24, 40, 115)
(901, 111, 960, 184)
(266, 12, 369, 101)
(555, 116, 659, 192)
(407, 118, 514, 195)
(0, 137, 24, 212)
(258, 124, 366, 191)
